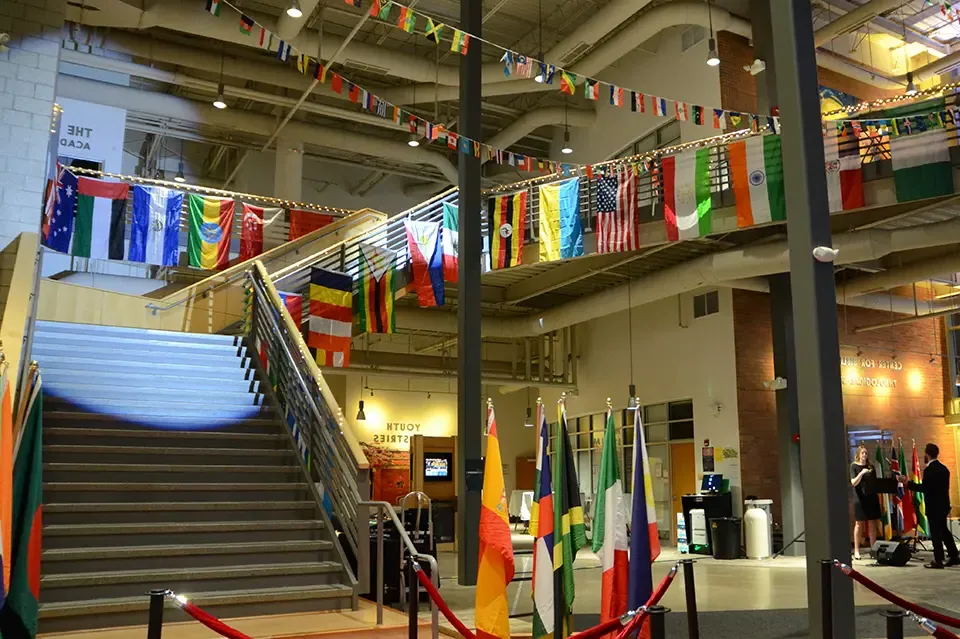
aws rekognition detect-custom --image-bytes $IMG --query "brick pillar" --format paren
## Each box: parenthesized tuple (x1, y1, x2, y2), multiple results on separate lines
(0, 0, 66, 249)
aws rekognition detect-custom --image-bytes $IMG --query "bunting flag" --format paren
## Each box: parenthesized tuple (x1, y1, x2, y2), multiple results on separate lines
(530, 402, 554, 639)
(729, 112, 743, 127)
(662, 148, 712, 241)
(539, 63, 556, 84)
(474, 403, 514, 639)
(356, 244, 397, 334)
(515, 55, 533, 78)
(553, 402, 587, 637)
(308, 267, 352, 368)
(627, 402, 661, 627)
(297, 53, 309, 74)
(596, 168, 638, 254)
(585, 79, 599, 100)
(409, 115, 418, 133)
(42, 165, 77, 254)
(631, 91, 645, 113)
(129, 185, 183, 266)
(0, 363, 11, 610)
(912, 441, 928, 535)
(403, 219, 444, 307)
(441, 202, 458, 282)
(447, 132, 459, 150)
(205, 0, 221, 15)
(187, 194, 234, 270)
(713, 109, 724, 129)
(349, 83, 360, 103)
(424, 17, 443, 42)
(344, 0, 361, 6)
(372, 0, 392, 19)
(609, 86, 624, 107)
(239, 14, 254, 34)
(824, 125, 864, 212)
(886, 99, 953, 203)
(592, 407, 629, 636)
(256, 26, 271, 49)
(73, 177, 128, 260)
(654, 98, 667, 117)
(239, 203, 282, 262)
(276, 40, 291, 62)
(397, 6, 415, 31)
(692, 105, 704, 125)
(487, 191, 527, 270)
(560, 71, 576, 95)
(331, 73, 343, 93)
(729, 135, 785, 228)
(538, 178, 583, 262)
(451, 29, 470, 54)
(393, 106, 403, 125)
(500, 51, 512, 76)
(675, 102, 689, 121)
(289, 209, 335, 241)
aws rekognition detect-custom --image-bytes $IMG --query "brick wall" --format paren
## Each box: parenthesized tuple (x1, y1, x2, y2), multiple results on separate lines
(734, 289, 955, 525)
(0, 0, 66, 249)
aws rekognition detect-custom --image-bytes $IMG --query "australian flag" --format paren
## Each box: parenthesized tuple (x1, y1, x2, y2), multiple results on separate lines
(42, 165, 77, 253)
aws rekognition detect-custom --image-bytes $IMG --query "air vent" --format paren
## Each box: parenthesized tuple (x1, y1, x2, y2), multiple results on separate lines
(342, 59, 390, 75)
(680, 25, 707, 54)
(693, 290, 719, 319)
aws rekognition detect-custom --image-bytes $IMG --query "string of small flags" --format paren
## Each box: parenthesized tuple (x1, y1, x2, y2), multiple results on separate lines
(929, 0, 960, 21)
(825, 105, 960, 138)
(820, 83, 960, 118)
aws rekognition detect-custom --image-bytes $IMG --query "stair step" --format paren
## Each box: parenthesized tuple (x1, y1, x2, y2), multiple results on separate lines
(42, 412, 280, 432)
(44, 427, 284, 444)
(44, 482, 306, 492)
(42, 519, 327, 548)
(42, 370, 261, 393)
(33, 343, 251, 367)
(45, 500, 315, 513)
(34, 331, 248, 357)
(44, 462, 300, 485)
(35, 355, 254, 378)
(45, 519, 325, 537)
(42, 560, 342, 588)
(44, 444, 290, 458)
(34, 321, 244, 346)
(44, 500, 317, 525)
(44, 482, 311, 503)
(41, 403, 273, 422)
(43, 383, 265, 406)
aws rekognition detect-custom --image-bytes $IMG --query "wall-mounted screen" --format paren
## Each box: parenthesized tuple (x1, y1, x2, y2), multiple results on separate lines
(424, 452, 453, 481)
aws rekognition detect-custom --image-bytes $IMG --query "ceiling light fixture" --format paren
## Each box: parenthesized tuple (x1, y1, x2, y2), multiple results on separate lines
(356, 400, 367, 421)
(407, 131, 420, 147)
(213, 52, 227, 109)
(561, 99, 573, 154)
(905, 71, 918, 96)
(524, 407, 534, 428)
(287, 0, 303, 18)
(706, 2, 719, 67)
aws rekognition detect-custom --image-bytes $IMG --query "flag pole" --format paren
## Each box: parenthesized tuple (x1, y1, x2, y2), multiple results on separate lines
(555, 392, 565, 639)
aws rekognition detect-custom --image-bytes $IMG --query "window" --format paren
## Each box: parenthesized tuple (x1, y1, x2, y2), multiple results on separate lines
(693, 290, 720, 318)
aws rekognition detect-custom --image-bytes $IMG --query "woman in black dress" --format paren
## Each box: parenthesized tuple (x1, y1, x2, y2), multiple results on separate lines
(851, 444, 882, 560)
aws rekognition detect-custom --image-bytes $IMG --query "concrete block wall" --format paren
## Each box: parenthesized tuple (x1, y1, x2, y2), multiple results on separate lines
(0, 0, 66, 249)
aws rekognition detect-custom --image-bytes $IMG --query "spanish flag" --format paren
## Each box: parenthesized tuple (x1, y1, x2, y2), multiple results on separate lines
(475, 401, 514, 639)
(487, 191, 527, 269)
(356, 243, 397, 334)
(187, 195, 235, 270)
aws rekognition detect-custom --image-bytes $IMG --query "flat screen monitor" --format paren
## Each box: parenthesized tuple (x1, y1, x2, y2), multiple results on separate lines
(424, 453, 453, 482)
(701, 473, 723, 494)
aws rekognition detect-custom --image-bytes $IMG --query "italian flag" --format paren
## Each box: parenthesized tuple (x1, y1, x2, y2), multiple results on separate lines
(591, 408, 629, 636)
(73, 177, 128, 260)
(888, 99, 953, 203)
(662, 148, 712, 241)
(187, 195, 235, 270)
(729, 135, 785, 228)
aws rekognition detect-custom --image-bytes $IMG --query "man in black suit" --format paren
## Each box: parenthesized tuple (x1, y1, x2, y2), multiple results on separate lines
(901, 443, 959, 569)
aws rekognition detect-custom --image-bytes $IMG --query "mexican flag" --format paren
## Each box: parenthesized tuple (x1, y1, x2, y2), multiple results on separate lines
(885, 98, 953, 203)
(591, 408, 629, 636)
(0, 379, 42, 639)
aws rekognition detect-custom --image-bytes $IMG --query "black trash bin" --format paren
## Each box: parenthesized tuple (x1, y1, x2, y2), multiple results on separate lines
(710, 517, 741, 560)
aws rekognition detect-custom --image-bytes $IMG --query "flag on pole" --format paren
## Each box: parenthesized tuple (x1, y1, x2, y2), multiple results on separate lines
(0, 362, 12, 609)
(129, 185, 183, 266)
(474, 402, 514, 639)
(487, 191, 527, 269)
(356, 244, 397, 334)
(875, 444, 893, 540)
(73, 177, 128, 260)
(441, 202, 459, 282)
(42, 165, 77, 254)
(404, 219, 444, 307)
(539, 178, 583, 262)
(592, 406, 629, 636)
(554, 400, 587, 637)
(728, 135, 785, 228)
(898, 440, 917, 535)
(628, 404, 661, 630)
(912, 441, 928, 535)
(530, 401, 555, 639)
(187, 195, 234, 270)
(662, 149, 712, 241)
(596, 167, 639, 254)
(308, 267, 352, 368)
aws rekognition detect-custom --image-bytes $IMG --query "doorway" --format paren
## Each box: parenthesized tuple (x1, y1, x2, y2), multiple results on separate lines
(670, 442, 697, 542)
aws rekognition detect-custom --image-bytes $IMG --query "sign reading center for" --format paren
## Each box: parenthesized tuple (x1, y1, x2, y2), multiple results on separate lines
(840, 356, 903, 389)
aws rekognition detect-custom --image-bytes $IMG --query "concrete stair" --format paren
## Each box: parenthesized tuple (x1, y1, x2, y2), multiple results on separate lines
(33, 320, 356, 633)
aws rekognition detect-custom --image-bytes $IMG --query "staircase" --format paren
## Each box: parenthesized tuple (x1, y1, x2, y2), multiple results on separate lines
(32, 320, 357, 634)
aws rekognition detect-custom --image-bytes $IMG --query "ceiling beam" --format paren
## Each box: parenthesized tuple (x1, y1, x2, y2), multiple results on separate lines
(819, 0, 948, 54)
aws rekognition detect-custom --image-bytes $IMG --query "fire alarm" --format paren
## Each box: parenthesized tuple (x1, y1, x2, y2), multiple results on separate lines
(792, 433, 801, 444)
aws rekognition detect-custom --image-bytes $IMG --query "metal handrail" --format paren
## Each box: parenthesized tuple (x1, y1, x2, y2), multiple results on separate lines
(359, 500, 439, 639)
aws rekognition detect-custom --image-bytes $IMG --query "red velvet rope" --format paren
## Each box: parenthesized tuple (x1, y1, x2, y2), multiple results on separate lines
(837, 563, 960, 629)
(931, 625, 960, 639)
(179, 601, 255, 639)
(414, 565, 478, 639)
(612, 565, 680, 639)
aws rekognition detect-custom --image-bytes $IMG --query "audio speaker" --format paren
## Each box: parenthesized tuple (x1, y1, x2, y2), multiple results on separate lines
(871, 540, 910, 567)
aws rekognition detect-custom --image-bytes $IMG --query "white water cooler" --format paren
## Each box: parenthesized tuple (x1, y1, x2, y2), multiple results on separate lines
(689, 508, 709, 547)
(744, 499, 774, 559)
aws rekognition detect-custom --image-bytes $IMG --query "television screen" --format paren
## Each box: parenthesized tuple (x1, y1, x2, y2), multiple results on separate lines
(424, 453, 452, 481)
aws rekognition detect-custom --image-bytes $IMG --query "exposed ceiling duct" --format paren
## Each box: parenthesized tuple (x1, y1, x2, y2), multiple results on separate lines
(835, 252, 960, 298)
(395, 209, 960, 337)
(813, 0, 908, 47)
(56, 75, 461, 183)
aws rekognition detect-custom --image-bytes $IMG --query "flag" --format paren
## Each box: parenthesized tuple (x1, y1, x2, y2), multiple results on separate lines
(530, 402, 554, 639)
(424, 17, 443, 42)
(349, 83, 360, 103)
(912, 441, 928, 535)
(425, 122, 438, 140)
(344, 0, 361, 6)
(662, 148, 712, 241)
(441, 202, 458, 282)
(596, 168, 638, 254)
(631, 91, 644, 113)
(297, 53, 309, 74)
(890, 445, 903, 533)
(584, 79, 599, 100)
(376, 98, 387, 117)
(129, 186, 183, 266)
(875, 444, 892, 540)
(42, 166, 76, 253)
(460, 136, 472, 155)
(331, 73, 343, 93)
(824, 125, 864, 212)
(538, 178, 583, 262)
(654, 98, 667, 116)
(279, 291, 303, 327)
(289, 208, 335, 241)
(692, 105, 704, 125)
(515, 55, 533, 78)
(73, 176, 128, 260)
(362, 90, 373, 110)
(276, 40, 291, 62)
(371, 0, 392, 18)
(451, 29, 470, 54)
(728, 135, 785, 228)
(713, 109, 723, 129)
(592, 407, 629, 636)
(886, 99, 953, 202)
(675, 102, 688, 121)
(501, 51, 512, 76)
(239, 203, 282, 262)
(187, 194, 234, 270)
(357, 244, 396, 334)
(397, 6, 416, 32)
(409, 115, 418, 133)
(256, 26, 271, 49)
(447, 132, 459, 150)
(205, 0, 221, 15)
(0, 364, 11, 609)
(729, 112, 743, 127)
(560, 71, 576, 95)
(609, 86, 623, 107)
(898, 440, 917, 535)
(239, 14, 254, 34)
(314, 63, 326, 82)
(0, 380, 42, 639)
(474, 403, 514, 639)
(554, 402, 587, 636)
(628, 403, 661, 623)
(308, 267, 352, 368)
(487, 191, 527, 270)
(403, 219, 444, 307)
(393, 106, 402, 125)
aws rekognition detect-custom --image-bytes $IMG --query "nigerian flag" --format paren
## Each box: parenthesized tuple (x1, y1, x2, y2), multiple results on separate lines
(553, 404, 586, 637)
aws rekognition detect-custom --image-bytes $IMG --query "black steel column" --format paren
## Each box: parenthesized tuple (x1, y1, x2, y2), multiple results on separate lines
(768, 2, 854, 638)
(456, 0, 483, 587)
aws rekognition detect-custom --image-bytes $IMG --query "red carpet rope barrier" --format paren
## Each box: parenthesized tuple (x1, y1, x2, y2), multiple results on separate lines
(169, 593, 255, 639)
(612, 562, 681, 639)
(908, 612, 960, 639)
(414, 563, 478, 639)
(835, 561, 960, 629)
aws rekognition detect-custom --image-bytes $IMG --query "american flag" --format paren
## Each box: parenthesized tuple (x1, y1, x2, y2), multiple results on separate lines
(596, 168, 639, 254)
(43, 165, 78, 253)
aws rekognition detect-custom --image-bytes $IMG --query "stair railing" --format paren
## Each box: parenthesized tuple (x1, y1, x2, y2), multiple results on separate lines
(247, 261, 369, 568)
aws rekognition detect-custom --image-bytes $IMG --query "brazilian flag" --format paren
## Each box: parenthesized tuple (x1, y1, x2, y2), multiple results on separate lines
(553, 405, 587, 637)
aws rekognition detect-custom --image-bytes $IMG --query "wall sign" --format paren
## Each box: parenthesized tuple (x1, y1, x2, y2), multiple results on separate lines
(56, 98, 125, 171)
(370, 422, 422, 445)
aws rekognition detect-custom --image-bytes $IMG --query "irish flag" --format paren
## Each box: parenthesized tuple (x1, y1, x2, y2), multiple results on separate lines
(662, 148, 712, 241)
(888, 100, 953, 203)
(474, 403, 514, 639)
(729, 135, 785, 228)
(187, 195, 235, 270)
(591, 407, 629, 637)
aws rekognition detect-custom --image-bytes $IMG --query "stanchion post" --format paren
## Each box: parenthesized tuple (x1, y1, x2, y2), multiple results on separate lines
(407, 558, 419, 639)
(146, 589, 166, 639)
(820, 560, 834, 639)
(882, 609, 905, 639)
(649, 605, 667, 639)
(376, 509, 384, 626)
(681, 559, 700, 639)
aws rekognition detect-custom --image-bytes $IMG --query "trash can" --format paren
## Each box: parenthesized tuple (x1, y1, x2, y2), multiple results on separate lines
(710, 517, 742, 560)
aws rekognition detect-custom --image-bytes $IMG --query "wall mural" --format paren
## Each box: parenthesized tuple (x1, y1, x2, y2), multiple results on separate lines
(820, 85, 861, 119)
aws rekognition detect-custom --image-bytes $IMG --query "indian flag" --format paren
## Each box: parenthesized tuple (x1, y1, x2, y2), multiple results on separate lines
(591, 407, 629, 634)
(662, 148, 712, 241)
(187, 194, 235, 270)
(887, 99, 953, 203)
(729, 135, 785, 228)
